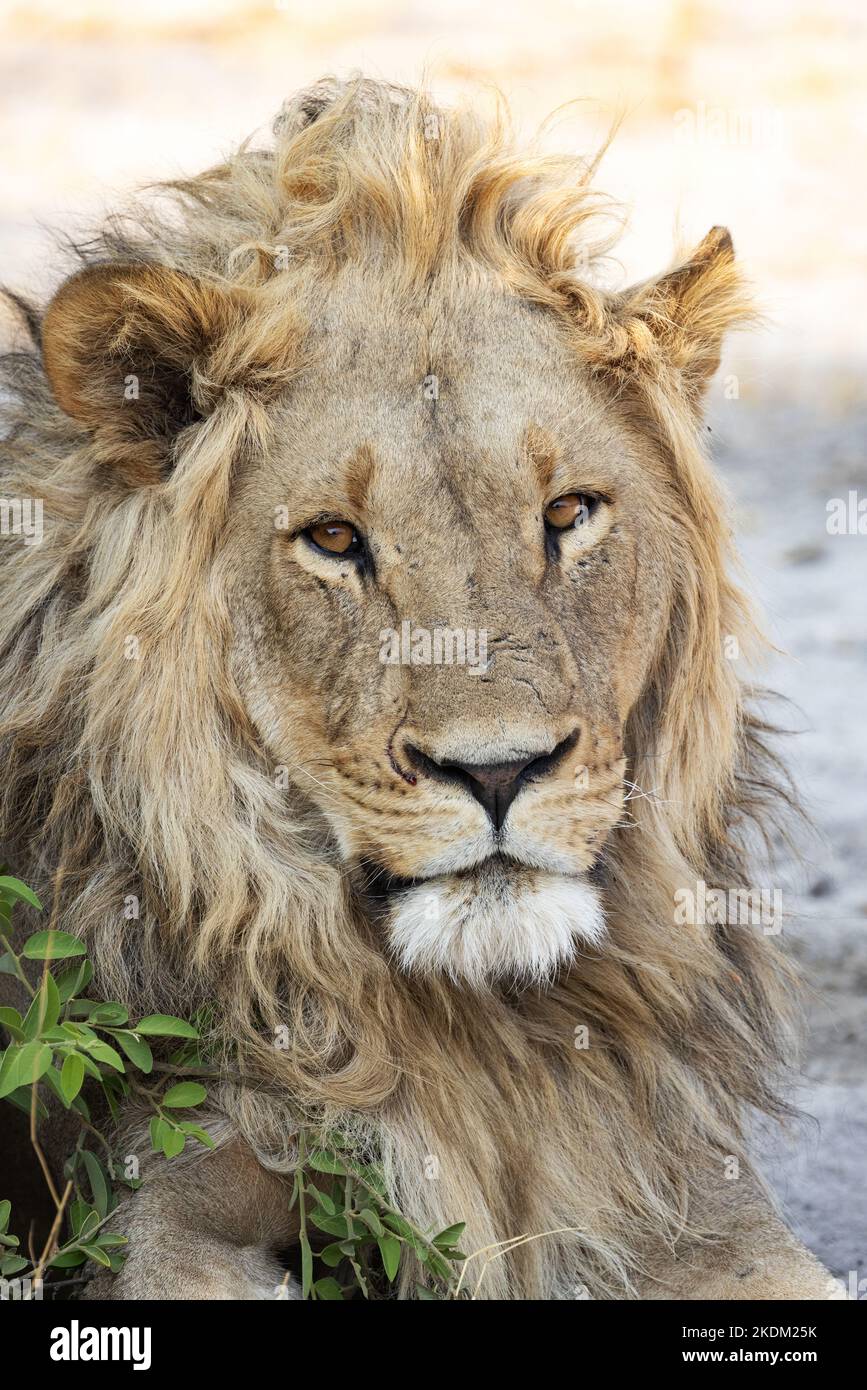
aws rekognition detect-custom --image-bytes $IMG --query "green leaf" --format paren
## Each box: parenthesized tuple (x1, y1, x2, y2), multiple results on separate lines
(0, 1006, 24, 1039)
(54, 958, 93, 1003)
(69, 1199, 93, 1236)
(377, 1232, 401, 1282)
(23, 971, 61, 1037)
(0, 1199, 10, 1232)
(305, 1184, 336, 1216)
(0, 1232, 20, 1248)
(60, 1052, 85, 1104)
(424, 1248, 453, 1283)
(382, 1212, 414, 1240)
(161, 1126, 185, 1159)
(80, 1244, 112, 1268)
(49, 1248, 87, 1268)
(135, 1014, 199, 1038)
(309, 1211, 349, 1240)
(319, 1242, 347, 1268)
(94, 1233, 128, 1249)
(415, 1283, 441, 1300)
(81, 1150, 111, 1218)
(76, 1051, 105, 1082)
(0, 953, 19, 976)
(178, 1124, 215, 1149)
(110, 1030, 153, 1074)
(161, 1081, 206, 1109)
(82, 1039, 125, 1072)
(21, 930, 85, 960)
(358, 1207, 384, 1238)
(0, 1048, 16, 1097)
(0, 1254, 28, 1277)
(43, 969, 62, 1030)
(0, 1041, 52, 1097)
(89, 1003, 129, 1026)
(312, 1276, 344, 1300)
(57, 1021, 94, 1040)
(0, 876, 42, 911)
(149, 1116, 168, 1153)
(432, 1222, 466, 1249)
(77, 1209, 102, 1242)
(308, 1149, 347, 1176)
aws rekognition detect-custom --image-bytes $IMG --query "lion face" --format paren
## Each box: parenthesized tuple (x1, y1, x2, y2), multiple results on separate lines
(229, 271, 672, 985)
(37, 80, 738, 993)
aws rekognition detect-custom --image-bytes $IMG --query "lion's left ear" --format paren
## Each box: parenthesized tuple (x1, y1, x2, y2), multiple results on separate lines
(42, 262, 250, 485)
(614, 227, 749, 409)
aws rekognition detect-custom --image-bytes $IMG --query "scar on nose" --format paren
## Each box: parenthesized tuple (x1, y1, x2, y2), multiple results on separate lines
(386, 715, 417, 785)
(525, 423, 559, 492)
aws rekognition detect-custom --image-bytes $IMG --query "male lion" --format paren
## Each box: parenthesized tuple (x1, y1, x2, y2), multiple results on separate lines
(0, 78, 841, 1300)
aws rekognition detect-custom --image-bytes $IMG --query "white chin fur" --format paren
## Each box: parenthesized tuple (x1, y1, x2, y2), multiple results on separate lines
(386, 865, 605, 988)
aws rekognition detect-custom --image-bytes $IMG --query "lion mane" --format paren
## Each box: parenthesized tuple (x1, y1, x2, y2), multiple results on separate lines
(0, 77, 799, 1298)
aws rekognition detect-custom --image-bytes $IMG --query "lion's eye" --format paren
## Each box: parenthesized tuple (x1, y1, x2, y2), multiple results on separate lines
(544, 493, 596, 530)
(305, 520, 362, 556)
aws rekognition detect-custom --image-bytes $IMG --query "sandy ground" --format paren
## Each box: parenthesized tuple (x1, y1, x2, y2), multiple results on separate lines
(0, 0, 864, 1288)
(710, 393, 867, 1287)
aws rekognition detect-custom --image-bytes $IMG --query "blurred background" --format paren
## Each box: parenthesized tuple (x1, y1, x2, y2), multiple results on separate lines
(1, 0, 864, 1285)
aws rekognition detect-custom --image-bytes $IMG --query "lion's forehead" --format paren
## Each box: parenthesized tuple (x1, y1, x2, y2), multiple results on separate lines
(302, 269, 579, 414)
(265, 292, 640, 526)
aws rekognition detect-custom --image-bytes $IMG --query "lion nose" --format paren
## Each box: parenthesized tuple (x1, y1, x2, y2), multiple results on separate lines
(409, 730, 579, 832)
(447, 759, 535, 831)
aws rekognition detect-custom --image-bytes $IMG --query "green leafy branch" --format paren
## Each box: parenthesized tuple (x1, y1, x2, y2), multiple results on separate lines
(1, 873, 474, 1301)
(288, 1132, 467, 1300)
(0, 873, 215, 1290)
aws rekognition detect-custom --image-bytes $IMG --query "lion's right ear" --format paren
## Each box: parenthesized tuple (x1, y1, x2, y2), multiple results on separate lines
(611, 227, 751, 413)
(42, 263, 245, 484)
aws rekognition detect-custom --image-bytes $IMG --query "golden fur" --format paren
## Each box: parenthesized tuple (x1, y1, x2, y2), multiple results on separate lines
(0, 78, 810, 1298)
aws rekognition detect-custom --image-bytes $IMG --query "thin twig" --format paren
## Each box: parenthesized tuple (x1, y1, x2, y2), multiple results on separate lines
(29, 1070, 61, 1208)
(31, 1178, 73, 1286)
